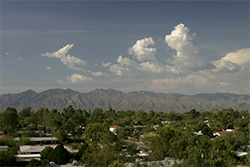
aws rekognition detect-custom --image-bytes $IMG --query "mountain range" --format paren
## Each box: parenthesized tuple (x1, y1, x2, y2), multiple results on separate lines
(0, 89, 249, 112)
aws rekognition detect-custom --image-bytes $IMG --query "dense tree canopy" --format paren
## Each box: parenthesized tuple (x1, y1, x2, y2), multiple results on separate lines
(0, 106, 249, 166)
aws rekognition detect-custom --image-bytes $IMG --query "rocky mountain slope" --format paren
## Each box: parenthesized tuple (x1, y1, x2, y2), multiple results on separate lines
(0, 89, 249, 112)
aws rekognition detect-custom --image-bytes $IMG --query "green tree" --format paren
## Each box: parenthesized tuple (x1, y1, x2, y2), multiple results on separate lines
(187, 109, 201, 119)
(19, 107, 32, 119)
(149, 126, 181, 160)
(76, 141, 89, 161)
(201, 125, 213, 138)
(84, 123, 117, 144)
(81, 122, 121, 167)
(0, 107, 18, 133)
(0, 147, 17, 167)
(27, 159, 41, 167)
(208, 137, 237, 166)
(246, 150, 250, 165)
(18, 107, 36, 128)
(90, 108, 104, 123)
(116, 127, 130, 140)
(62, 105, 76, 119)
(41, 146, 53, 159)
(16, 136, 34, 146)
(0, 135, 14, 147)
(49, 144, 70, 165)
(81, 143, 120, 167)
(133, 110, 148, 125)
(166, 111, 182, 121)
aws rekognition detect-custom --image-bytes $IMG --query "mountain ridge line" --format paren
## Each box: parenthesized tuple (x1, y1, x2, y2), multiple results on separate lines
(0, 88, 249, 112)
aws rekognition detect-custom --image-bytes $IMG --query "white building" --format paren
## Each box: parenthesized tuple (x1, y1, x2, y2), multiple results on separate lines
(16, 144, 79, 162)
(15, 154, 41, 162)
(14, 137, 58, 144)
(109, 125, 120, 133)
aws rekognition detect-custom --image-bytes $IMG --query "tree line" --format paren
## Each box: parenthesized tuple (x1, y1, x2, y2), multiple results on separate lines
(0, 106, 249, 166)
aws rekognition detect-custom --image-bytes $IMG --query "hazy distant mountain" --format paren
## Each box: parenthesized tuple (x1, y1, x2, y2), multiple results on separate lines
(0, 89, 249, 112)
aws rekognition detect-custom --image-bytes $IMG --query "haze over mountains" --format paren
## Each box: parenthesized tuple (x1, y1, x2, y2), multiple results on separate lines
(0, 89, 249, 112)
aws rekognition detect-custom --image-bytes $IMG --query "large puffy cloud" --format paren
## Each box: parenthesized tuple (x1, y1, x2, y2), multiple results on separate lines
(220, 48, 249, 65)
(42, 44, 87, 71)
(165, 23, 212, 73)
(67, 73, 93, 83)
(152, 47, 250, 94)
(212, 59, 239, 73)
(108, 55, 164, 75)
(212, 48, 249, 73)
(128, 37, 157, 62)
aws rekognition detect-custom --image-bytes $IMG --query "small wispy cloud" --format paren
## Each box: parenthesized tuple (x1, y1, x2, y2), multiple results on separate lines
(6, 52, 23, 61)
(16, 57, 23, 61)
(220, 82, 229, 86)
(42, 44, 87, 71)
(46, 66, 52, 70)
(91, 71, 108, 77)
(102, 62, 111, 67)
(54, 78, 65, 84)
(67, 73, 93, 83)
(51, 30, 87, 34)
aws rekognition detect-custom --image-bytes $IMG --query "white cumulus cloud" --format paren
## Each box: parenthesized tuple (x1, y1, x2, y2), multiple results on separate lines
(108, 55, 137, 76)
(91, 71, 108, 76)
(212, 59, 239, 73)
(42, 44, 87, 71)
(46, 66, 51, 70)
(16, 57, 24, 61)
(139, 61, 164, 73)
(220, 48, 250, 65)
(153, 72, 212, 87)
(220, 82, 229, 86)
(109, 64, 132, 76)
(212, 48, 249, 73)
(67, 73, 93, 83)
(54, 78, 65, 84)
(102, 62, 111, 67)
(128, 37, 157, 62)
(117, 55, 138, 68)
(165, 23, 212, 73)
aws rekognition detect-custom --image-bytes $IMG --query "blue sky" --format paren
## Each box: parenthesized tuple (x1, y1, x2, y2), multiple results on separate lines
(1, 1, 249, 95)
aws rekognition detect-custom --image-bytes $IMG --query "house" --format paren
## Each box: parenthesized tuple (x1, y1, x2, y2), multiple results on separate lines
(109, 125, 120, 133)
(0, 145, 9, 151)
(0, 131, 4, 135)
(17, 130, 45, 135)
(235, 151, 248, 157)
(16, 144, 79, 162)
(153, 125, 159, 130)
(14, 137, 58, 144)
(135, 150, 149, 162)
(193, 130, 203, 136)
(19, 144, 79, 154)
(15, 154, 41, 162)
(213, 129, 235, 137)
(19, 145, 57, 154)
(161, 121, 173, 125)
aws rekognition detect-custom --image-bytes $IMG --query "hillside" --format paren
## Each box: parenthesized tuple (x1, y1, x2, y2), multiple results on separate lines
(0, 89, 249, 112)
